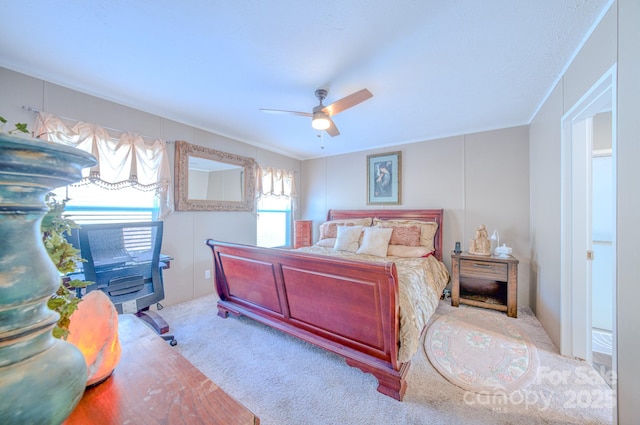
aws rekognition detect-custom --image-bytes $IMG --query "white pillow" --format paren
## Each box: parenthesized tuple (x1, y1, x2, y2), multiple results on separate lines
(334, 225, 363, 253)
(356, 227, 393, 257)
(314, 238, 336, 247)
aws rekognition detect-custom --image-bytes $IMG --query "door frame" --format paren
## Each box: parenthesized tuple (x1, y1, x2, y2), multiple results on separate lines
(560, 65, 616, 359)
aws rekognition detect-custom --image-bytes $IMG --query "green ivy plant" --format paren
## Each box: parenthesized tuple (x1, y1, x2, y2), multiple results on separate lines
(42, 194, 90, 339)
(0, 115, 29, 135)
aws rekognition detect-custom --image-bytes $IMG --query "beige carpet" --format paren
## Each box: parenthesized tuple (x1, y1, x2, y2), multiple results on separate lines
(159, 294, 614, 425)
(425, 308, 539, 393)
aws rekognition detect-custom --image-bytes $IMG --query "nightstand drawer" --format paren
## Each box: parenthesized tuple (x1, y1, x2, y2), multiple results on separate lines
(460, 259, 508, 281)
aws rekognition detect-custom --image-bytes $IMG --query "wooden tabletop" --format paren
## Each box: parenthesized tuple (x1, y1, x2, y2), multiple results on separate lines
(64, 314, 259, 425)
(451, 250, 519, 264)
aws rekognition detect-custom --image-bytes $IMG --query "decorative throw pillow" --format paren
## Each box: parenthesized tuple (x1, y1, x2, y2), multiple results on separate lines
(356, 227, 393, 257)
(319, 222, 346, 240)
(334, 225, 363, 253)
(374, 219, 438, 252)
(387, 224, 421, 246)
(318, 218, 373, 240)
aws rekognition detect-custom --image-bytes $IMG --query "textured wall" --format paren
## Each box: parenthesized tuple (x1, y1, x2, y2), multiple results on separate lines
(529, 3, 616, 350)
(0, 67, 301, 307)
(300, 126, 530, 306)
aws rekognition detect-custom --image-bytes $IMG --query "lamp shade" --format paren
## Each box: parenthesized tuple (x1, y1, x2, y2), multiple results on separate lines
(311, 111, 330, 130)
(67, 290, 122, 386)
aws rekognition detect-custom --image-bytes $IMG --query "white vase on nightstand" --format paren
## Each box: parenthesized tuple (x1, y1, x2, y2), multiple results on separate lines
(490, 230, 499, 255)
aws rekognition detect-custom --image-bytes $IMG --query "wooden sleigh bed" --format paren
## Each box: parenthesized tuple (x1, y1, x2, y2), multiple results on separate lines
(205, 209, 448, 400)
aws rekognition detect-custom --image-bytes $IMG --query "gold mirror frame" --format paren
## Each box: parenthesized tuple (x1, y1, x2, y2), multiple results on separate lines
(174, 140, 256, 212)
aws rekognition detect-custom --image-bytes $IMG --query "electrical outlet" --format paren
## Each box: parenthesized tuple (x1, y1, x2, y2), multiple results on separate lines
(204, 269, 211, 279)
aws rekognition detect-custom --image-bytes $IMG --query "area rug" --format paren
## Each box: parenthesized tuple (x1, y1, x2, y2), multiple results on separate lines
(424, 307, 539, 394)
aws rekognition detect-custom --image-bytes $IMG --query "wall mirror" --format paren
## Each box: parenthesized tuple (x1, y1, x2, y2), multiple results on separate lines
(174, 140, 256, 211)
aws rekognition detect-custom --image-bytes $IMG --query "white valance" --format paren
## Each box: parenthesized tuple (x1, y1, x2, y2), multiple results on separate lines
(34, 112, 173, 219)
(256, 166, 296, 199)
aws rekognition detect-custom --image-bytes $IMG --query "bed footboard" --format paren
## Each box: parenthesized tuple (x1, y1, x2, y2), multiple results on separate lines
(206, 239, 408, 400)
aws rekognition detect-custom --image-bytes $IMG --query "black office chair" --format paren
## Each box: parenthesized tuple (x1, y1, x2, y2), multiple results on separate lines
(78, 221, 176, 346)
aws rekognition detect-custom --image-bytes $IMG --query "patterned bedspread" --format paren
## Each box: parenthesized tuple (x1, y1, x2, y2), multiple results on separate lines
(296, 246, 450, 363)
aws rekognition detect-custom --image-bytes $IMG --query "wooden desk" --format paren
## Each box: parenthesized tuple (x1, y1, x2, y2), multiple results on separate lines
(64, 314, 259, 425)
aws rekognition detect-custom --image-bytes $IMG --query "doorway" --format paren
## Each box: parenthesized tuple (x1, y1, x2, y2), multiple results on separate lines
(591, 145, 614, 380)
(560, 67, 616, 381)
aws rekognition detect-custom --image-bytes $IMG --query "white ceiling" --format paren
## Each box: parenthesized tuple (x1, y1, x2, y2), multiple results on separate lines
(0, 1, 610, 160)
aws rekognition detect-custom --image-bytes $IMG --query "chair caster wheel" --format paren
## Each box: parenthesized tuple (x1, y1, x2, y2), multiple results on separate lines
(170, 339, 178, 346)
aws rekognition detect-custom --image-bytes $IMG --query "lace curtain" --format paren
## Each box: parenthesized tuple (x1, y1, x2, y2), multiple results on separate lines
(256, 165, 296, 199)
(35, 112, 173, 219)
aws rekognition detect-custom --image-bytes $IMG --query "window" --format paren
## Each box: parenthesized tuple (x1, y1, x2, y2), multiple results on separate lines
(52, 184, 158, 225)
(255, 165, 296, 247)
(256, 196, 292, 248)
(35, 112, 173, 221)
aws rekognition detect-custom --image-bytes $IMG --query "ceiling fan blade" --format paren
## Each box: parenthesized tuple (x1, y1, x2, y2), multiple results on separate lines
(322, 88, 373, 116)
(259, 109, 312, 117)
(325, 117, 340, 137)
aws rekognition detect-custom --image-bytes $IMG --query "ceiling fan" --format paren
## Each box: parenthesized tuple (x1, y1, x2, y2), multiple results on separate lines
(260, 88, 373, 137)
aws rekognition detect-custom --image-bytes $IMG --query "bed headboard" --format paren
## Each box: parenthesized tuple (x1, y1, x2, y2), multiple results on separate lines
(326, 209, 444, 262)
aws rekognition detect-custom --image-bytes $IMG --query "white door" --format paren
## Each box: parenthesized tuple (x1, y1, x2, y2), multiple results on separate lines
(591, 153, 614, 353)
(570, 118, 593, 361)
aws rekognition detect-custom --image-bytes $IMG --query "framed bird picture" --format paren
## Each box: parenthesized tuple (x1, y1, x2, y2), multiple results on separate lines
(366, 151, 401, 205)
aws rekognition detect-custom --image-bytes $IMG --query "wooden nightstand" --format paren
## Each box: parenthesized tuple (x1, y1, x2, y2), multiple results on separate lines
(450, 251, 519, 318)
(294, 220, 312, 249)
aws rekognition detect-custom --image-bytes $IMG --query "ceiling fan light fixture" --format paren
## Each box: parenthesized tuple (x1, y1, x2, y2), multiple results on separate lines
(311, 112, 330, 130)
(261, 87, 371, 138)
